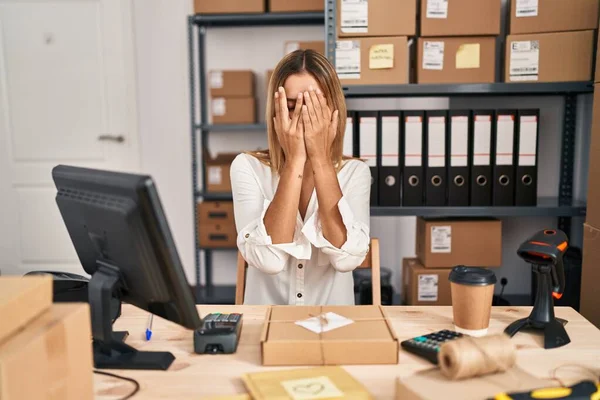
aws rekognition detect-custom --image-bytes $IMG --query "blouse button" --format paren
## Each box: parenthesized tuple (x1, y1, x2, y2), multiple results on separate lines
(298, 264, 303, 269)
(245, 233, 250, 239)
(297, 293, 303, 298)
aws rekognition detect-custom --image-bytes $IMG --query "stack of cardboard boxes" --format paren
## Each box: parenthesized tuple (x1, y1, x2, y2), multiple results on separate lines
(0, 277, 93, 400)
(403, 218, 502, 305)
(417, 0, 501, 84)
(580, 38, 600, 329)
(209, 70, 256, 125)
(505, 0, 598, 83)
(335, 0, 415, 86)
(194, 0, 323, 14)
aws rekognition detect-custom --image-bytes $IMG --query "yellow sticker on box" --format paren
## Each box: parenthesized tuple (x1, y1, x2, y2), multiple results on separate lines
(369, 44, 394, 70)
(456, 44, 480, 69)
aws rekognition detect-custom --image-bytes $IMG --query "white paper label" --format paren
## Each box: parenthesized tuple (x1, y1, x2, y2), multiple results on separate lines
(360, 117, 377, 167)
(450, 116, 468, 167)
(343, 117, 354, 157)
(281, 376, 344, 400)
(496, 115, 515, 165)
(382, 116, 400, 166)
(295, 312, 354, 334)
(336, 41, 361, 79)
(405, 116, 423, 167)
(428, 116, 446, 167)
(418, 275, 439, 302)
(208, 166, 222, 185)
(473, 115, 491, 166)
(423, 41, 444, 70)
(519, 115, 538, 166)
(509, 40, 539, 81)
(426, 0, 448, 18)
(516, 0, 538, 17)
(431, 226, 451, 253)
(285, 42, 300, 54)
(212, 98, 226, 116)
(210, 71, 223, 89)
(341, 0, 368, 33)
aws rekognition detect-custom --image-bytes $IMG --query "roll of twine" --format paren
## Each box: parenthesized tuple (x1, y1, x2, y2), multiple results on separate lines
(439, 334, 517, 380)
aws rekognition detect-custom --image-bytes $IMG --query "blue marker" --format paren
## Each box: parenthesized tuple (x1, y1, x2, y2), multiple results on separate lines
(145, 314, 153, 341)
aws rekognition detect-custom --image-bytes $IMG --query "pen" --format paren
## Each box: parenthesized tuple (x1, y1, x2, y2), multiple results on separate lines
(145, 314, 153, 341)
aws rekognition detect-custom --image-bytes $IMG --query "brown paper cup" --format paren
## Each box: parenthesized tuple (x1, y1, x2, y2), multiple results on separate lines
(450, 282, 495, 336)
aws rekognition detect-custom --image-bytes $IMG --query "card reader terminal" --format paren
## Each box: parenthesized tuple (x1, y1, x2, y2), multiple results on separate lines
(193, 313, 243, 354)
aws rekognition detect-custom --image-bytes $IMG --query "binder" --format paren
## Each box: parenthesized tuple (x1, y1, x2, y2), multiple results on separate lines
(378, 111, 401, 206)
(470, 110, 494, 206)
(425, 110, 447, 206)
(493, 110, 517, 206)
(359, 111, 379, 206)
(448, 110, 471, 206)
(344, 111, 357, 157)
(402, 111, 425, 206)
(515, 109, 539, 206)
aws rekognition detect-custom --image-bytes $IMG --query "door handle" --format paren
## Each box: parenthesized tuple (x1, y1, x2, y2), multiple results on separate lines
(98, 134, 125, 143)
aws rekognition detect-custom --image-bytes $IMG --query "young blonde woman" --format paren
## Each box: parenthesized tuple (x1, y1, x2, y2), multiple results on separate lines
(230, 49, 371, 305)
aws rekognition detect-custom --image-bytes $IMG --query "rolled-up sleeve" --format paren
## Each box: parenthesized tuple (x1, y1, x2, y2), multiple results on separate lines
(301, 162, 371, 272)
(230, 155, 311, 275)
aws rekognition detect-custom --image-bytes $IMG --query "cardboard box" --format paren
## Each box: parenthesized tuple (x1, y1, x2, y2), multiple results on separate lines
(209, 70, 254, 98)
(395, 368, 552, 400)
(415, 218, 502, 268)
(505, 31, 594, 83)
(420, 0, 501, 37)
(261, 306, 398, 366)
(204, 152, 238, 193)
(581, 223, 600, 328)
(194, 0, 265, 14)
(269, 0, 323, 13)
(417, 36, 496, 84)
(211, 97, 256, 124)
(337, 36, 410, 86)
(284, 41, 325, 56)
(197, 202, 236, 248)
(403, 258, 451, 306)
(198, 201, 234, 224)
(0, 304, 93, 400)
(337, 0, 416, 37)
(509, 0, 599, 34)
(0, 276, 52, 343)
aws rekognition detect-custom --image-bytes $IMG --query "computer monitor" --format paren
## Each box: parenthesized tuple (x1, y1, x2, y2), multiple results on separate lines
(52, 165, 202, 370)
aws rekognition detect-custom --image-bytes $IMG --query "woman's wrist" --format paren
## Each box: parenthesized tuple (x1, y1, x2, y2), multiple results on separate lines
(310, 156, 334, 172)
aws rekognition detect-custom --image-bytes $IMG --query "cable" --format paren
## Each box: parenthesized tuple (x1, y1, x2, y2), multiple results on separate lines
(94, 370, 140, 400)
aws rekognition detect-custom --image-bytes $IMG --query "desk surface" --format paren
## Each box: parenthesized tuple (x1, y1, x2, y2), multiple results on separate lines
(95, 306, 600, 399)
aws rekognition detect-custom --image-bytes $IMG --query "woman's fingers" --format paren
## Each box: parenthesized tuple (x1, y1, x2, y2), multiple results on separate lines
(302, 105, 312, 134)
(329, 110, 339, 143)
(278, 87, 289, 123)
(274, 91, 280, 119)
(303, 91, 318, 128)
(308, 87, 322, 119)
(316, 89, 331, 121)
(290, 93, 303, 131)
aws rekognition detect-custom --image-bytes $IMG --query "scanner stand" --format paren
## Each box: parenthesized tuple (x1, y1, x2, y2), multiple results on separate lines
(504, 264, 570, 349)
(90, 261, 175, 370)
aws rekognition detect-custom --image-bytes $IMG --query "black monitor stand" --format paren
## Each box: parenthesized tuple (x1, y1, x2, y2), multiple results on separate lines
(89, 261, 175, 370)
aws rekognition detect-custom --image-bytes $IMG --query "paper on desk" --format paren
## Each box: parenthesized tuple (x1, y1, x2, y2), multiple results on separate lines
(295, 312, 354, 334)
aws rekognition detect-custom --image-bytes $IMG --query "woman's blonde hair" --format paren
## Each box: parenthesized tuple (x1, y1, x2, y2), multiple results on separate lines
(249, 49, 348, 173)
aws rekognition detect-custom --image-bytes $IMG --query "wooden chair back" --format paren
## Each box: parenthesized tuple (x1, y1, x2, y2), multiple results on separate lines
(235, 238, 381, 305)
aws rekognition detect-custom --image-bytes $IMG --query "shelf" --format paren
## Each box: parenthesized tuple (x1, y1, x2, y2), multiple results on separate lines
(199, 123, 266, 132)
(342, 82, 594, 98)
(371, 198, 586, 217)
(192, 12, 324, 27)
(196, 191, 233, 200)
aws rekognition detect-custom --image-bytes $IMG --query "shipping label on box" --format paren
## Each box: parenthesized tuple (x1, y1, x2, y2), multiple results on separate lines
(340, 0, 368, 33)
(336, 40, 361, 79)
(430, 226, 451, 253)
(212, 98, 226, 116)
(426, 0, 448, 19)
(418, 274, 439, 302)
(210, 71, 224, 88)
(509, 40, 539, 81)
(515, 0, 538, 17)
(423, 41, 445, 70)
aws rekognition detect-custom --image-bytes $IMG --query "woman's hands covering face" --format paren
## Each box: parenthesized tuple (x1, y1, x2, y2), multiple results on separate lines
(273, 86, 306, 165)
(301, 86, 339, 165)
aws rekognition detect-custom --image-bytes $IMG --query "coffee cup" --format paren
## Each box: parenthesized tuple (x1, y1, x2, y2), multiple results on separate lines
(449, 266, 497, 337)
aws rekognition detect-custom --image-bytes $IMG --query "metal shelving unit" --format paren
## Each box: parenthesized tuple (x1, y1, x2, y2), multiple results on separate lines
(189, 3, 592, 304)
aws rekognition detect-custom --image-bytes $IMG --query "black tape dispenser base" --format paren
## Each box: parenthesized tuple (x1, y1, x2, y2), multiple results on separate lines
(504, 229, 570, 349)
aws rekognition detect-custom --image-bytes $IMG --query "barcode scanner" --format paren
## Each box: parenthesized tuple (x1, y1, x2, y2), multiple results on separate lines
(504, 229, 571, 349)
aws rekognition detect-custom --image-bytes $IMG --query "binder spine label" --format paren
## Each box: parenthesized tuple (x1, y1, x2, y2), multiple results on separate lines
(450, 116, 468, 167)
(382, 116, 400, 166)
(405, 116, 423, 167)
(418, 275, 439, 302)
(341, 0, 369, 33)
(343, 117, 354, 157)
(496, 115, 515, 165)
(473, 115, 491, 166)
(519, 115, 538, 166)
(336, 41, 361, 79)
(423, 41, 444, 70)
(428, 117, 446, 167)
(431, 226, 451, 253)
(360, 117, 377, 167)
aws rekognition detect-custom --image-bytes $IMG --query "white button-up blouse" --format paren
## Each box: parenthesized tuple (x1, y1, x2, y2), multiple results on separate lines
(230, 153, 371, 305)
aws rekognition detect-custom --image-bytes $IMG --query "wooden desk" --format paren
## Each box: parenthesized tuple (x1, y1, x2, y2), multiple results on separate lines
(95, 306, 600, 399)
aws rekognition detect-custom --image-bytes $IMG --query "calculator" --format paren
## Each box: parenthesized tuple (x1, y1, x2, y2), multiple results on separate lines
(193, 313, 243, 354)
(400, 329, 463, 364)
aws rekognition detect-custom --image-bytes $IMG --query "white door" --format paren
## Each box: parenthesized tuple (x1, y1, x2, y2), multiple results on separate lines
(0, 0, 140, 276)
